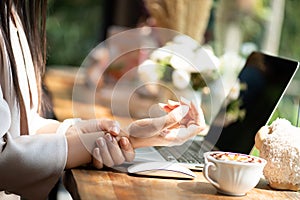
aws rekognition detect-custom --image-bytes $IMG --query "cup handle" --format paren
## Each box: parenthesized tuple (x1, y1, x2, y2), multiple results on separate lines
(203, 162, 220, 189)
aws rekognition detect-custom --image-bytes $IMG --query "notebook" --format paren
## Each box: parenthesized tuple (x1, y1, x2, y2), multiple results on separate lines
(133, 52, 299, 170)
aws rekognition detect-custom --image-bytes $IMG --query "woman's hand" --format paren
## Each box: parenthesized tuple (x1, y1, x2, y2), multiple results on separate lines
(160, 98, 206, 128)
(65, 119, 134, 169)
(127, 98, 207, 148)
(92, 133, 134, 169)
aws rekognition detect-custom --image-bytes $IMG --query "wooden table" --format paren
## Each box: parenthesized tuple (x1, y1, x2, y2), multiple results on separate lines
(45, 67, 300, 200)
(63, 168, 300, 200)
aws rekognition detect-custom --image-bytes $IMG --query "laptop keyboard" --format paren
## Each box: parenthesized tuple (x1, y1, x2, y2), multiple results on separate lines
(155, 138, 214, 165)
(156, 146, 204, 164)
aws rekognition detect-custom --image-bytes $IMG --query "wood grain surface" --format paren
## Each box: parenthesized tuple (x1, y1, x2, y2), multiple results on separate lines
(65, 168, 300, 200)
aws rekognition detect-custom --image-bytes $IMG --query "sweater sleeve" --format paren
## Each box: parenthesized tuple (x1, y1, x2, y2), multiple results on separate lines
(0, 88, 67, 200)
(0, 133, 67, 199)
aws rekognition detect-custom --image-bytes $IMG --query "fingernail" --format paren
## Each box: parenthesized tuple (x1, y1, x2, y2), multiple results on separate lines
(108, 126, 120, 134)
(120, 137, 128, 148)
(109, 126, 120, 134)
(96, 138, 105, 147)
(105, 133, 113, 142)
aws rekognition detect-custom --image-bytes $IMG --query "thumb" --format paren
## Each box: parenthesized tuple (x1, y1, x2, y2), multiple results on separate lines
(128, 105, 189, 138)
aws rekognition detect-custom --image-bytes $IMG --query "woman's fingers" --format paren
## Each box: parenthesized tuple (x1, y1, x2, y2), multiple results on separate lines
(104, 134, 126, 166)
(128, 105, 189, 138)
(158, 103, 173, 113)
(159, 100, 180, 113)
(191, 101, 206, 127)
(92, 148, 103, 169)
(99, 119, 121, 136)
(119, 137, 135, 162)
(95, 137, 114, 167)
(93, 135, 133, 169)
(186, 101, 201, 125)
(159, 98, 202, 126)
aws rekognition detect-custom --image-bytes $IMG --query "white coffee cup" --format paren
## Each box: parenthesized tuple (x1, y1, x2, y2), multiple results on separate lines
(203, 151, 267, 196)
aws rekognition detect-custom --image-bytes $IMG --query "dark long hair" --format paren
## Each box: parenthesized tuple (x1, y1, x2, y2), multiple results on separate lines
(0, 0, 48, 134)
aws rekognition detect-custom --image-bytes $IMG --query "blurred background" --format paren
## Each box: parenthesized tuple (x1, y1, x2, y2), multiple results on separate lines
(47, 0, 300, 66)
(46, 0, 300, 126)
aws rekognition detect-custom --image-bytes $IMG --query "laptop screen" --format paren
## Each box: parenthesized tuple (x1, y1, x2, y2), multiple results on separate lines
(205, 52, 299, 154)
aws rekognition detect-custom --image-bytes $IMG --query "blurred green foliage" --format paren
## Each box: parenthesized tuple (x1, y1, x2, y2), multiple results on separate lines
(280, 0, 300, 64)
(46, 0, 104, 66)
(271, 96, 300, 126)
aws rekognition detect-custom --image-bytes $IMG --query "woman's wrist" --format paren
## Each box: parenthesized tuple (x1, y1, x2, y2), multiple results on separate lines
(129, 136, 155, 149)
(66, 131, 108, 169)
(65, 133, 92, 169)
(56, 118, 81, 135)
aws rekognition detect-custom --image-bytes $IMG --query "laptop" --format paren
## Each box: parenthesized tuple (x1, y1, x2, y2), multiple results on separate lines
(133, 51, 299, 170)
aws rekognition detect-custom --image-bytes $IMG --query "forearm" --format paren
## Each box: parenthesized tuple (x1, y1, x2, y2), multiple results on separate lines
(119, 126, 162, 149)
(128, 136, 156, 149)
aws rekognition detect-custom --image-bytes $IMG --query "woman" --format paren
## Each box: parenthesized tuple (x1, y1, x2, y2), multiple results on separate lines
(0, 0, 205, 199)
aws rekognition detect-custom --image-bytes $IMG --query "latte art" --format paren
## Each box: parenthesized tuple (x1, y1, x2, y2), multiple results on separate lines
(210, 152, 262, 163)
